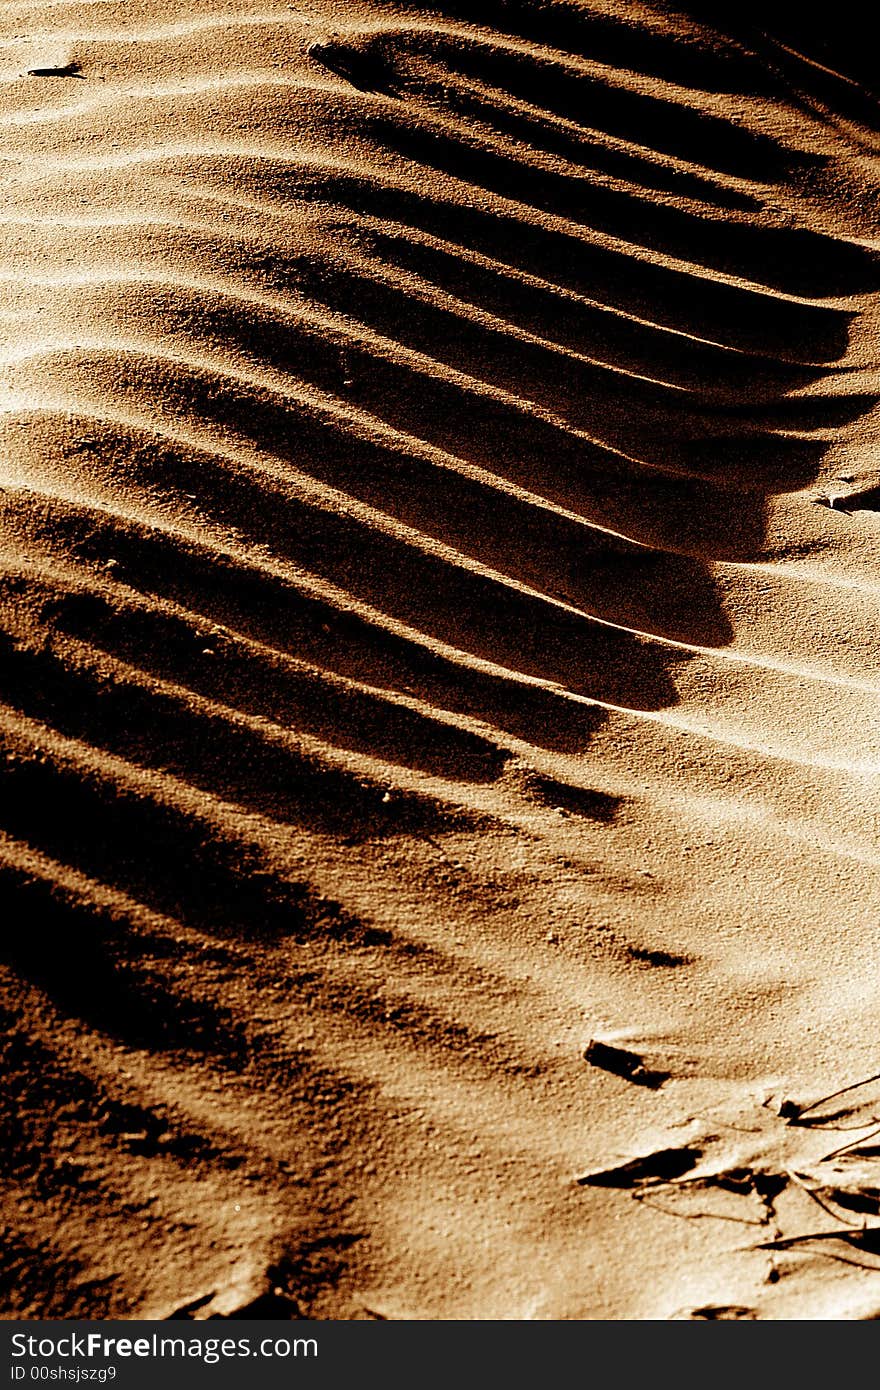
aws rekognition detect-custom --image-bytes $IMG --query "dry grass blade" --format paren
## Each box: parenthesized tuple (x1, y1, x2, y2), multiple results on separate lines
(782, 1071, 880, 1124)
(786, 1168, 853, 1225)
(821, 1125, 880, 1163)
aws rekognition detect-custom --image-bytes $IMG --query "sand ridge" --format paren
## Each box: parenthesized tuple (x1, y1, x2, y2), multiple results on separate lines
(3, 0, 880, 1320)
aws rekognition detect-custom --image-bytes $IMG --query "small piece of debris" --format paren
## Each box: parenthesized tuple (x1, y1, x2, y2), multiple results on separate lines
(27, 62, 84, 78)
(688, 1305, 757, 1321)
(584, 1038, 670, 1090)
(359, 1302, 388, 1320)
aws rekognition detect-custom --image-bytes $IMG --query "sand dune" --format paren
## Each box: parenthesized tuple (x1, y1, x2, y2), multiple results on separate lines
(3, 0, 880, 1320)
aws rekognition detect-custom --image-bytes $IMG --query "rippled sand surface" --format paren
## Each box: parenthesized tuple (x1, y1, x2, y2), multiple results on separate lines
(3, 0, 880, 1320)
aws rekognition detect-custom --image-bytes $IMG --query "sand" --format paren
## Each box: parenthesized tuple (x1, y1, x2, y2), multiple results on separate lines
(2, 0, 880, 1321)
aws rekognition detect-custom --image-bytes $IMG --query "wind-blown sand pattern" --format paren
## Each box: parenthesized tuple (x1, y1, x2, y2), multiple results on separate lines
(3, 0, 880, 1320)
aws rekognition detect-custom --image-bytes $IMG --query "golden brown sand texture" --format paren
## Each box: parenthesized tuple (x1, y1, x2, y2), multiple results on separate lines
(3, 0, 880, 1320)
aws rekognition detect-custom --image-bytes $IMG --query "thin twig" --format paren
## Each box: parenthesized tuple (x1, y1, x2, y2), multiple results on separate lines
(794, 1070, 880, 1120)
(754, 1226, 875, 1251)
(420, 832, 462, 874)
(786, 1169, 851, 1225)
(634, 1194, 762, 1226)
(799, 1249, 880, 1273)
(821, 1125, 880, 1163)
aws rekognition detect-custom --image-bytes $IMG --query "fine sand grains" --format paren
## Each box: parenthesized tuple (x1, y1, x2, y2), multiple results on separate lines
(2, 0, 880, 1319)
